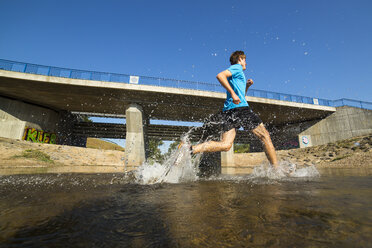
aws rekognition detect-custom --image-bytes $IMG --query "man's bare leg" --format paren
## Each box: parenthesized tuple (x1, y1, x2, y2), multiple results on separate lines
(251, 123, 278, 167)
(192, 128, 236, 154)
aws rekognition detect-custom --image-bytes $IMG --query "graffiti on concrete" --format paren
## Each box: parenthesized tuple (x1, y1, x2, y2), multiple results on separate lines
(22, 127, 57, 144)
(282, 140, 299, 149)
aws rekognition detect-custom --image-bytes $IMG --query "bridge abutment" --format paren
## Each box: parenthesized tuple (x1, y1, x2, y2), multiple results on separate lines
(125, 104, 146, 168)
(0, 96, 86, 146)
(298, 106, 372, 147)
(0, 96, 59, 140)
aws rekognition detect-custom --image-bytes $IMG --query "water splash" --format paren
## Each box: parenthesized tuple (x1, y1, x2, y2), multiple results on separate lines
(251, 161, 320, 179)
(290, 165, 320, 178)
(132, 113, 320, 184)
(134, 141, 200, 185)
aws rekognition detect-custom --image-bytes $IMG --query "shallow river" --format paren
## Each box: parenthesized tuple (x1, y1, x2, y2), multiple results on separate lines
(0, 168, 371, 247)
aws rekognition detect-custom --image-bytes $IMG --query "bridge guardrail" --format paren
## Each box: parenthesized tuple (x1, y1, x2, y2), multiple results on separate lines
(1, 59, 371, 110)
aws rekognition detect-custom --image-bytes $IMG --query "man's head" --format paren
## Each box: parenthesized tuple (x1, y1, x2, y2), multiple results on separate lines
(230, 51, 246, 70)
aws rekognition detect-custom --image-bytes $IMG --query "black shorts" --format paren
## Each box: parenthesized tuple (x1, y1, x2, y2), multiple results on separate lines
(198, 106, 262, 142)
(220, 106, 262, 132)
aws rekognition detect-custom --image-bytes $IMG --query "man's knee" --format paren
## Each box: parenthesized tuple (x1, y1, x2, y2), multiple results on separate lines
(253, 124, 271, 142)
(220, 128, 236, 151)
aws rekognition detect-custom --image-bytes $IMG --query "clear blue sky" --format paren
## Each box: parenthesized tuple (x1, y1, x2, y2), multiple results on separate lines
(1, 0, 371, 102)
(1, 1, 372, 150)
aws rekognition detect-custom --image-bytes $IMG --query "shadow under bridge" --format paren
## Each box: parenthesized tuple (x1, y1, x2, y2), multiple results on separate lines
(73, 122, 251, 144)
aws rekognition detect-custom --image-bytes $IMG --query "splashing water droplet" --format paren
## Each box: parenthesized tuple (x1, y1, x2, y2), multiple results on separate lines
(251, 161, 319, 180)
(134, 143, 200, 184)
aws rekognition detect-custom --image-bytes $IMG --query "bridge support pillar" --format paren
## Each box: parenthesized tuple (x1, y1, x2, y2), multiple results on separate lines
(125, 104, 146, 168)
(221, 144, 235, 174)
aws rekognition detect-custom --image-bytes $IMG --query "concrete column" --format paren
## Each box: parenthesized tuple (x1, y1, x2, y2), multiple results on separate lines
(125, 104, 146, 168)
(221, 144, 235, 174)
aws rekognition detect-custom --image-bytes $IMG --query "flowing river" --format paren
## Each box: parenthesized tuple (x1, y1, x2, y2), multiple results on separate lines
(0, 167, 371, 247)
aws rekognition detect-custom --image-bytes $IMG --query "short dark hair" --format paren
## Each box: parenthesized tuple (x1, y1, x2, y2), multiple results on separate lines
(230, 51, 246, 65)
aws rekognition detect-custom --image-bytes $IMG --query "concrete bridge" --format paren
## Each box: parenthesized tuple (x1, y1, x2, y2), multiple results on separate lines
(1, 59, 371, 171)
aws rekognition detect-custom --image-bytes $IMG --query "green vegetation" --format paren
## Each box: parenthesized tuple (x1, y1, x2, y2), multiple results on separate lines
(81, 115, 92, 122)
(165, 140, 181, 158)
(147, 138, 165, 163)
(12, 149, 54, 163)
(147, 139, 182, 163)
(234, 143, 250, 153)
(331, 154, 352, 162)
(86, 138, 125, 151)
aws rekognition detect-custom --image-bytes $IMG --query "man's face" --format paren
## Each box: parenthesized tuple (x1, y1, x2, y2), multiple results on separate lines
(239, 57, 247, 70)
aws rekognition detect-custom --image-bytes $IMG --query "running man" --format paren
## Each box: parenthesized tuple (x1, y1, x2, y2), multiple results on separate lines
(189, 51, 278, 167)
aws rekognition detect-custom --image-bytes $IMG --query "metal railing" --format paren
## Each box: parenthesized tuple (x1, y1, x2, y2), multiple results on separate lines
(1, 59, 371, 110)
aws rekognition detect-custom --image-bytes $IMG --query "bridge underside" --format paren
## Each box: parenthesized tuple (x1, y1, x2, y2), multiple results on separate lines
(73, 120, 318, 151)
(74, 122, 255, 142)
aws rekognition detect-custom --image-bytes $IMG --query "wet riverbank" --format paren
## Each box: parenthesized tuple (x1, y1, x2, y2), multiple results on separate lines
(233, 134, 372, 174)
(0, 137, 127, 174)
(1, 134, 371, 175)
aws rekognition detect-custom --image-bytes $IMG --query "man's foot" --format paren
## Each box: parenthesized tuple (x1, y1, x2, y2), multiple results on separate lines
(177, 141, 184, 149)
(160, 142, 194, 181)
(161, 143, 188, 179)
(170, 141, 187, 168)
(177, 141, 193, 155)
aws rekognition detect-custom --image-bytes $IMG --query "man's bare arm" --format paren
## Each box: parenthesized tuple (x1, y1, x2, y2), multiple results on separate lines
(216, 70, 241, 104)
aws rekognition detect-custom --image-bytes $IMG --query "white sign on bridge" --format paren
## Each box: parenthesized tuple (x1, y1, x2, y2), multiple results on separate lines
(129, 76, 139, 84)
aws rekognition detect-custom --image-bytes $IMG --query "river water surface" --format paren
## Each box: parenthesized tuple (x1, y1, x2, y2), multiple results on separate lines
(0, 168, 371, 247)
